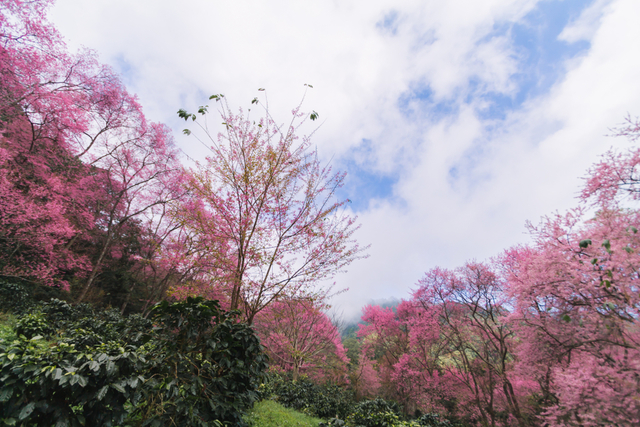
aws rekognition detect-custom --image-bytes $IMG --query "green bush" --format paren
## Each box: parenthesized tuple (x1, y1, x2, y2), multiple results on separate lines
(0, 280, 32, 314)
(135, 297, 268, 427)
(415, 413, 454, 427)
(0, 296, 267, 427)
(345, 398, 403, 427)
(0, 336, 147, 426)
(0, 280, 69, 316)
(14, 311, 54, 339)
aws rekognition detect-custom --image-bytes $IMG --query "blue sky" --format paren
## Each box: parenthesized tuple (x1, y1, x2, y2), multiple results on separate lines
(50, 0, 640, 320)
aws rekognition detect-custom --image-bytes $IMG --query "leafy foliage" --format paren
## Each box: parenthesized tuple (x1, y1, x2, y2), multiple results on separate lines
(345, 398, 403, 427)
(14, 311, 54, 339)
(0, 280, 32, 314)
(0, 297, 267, 426)
(0, 336, 147, 426)
(136, 297, 268, 427)
(415, 413, 454, 427)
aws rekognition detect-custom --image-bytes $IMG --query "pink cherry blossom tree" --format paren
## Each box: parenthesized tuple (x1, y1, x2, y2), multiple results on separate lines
(0, 0, 186, 306)
(504, 210, 640, 425)
(502, 117, 640, 426)
(0, 0, 98, 286)
(175, 94, 367, 324)
(253, 297, 348, 383)
(413, 263, 532, 427)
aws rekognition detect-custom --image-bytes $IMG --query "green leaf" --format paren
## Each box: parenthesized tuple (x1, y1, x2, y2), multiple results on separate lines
(310, 111, 319, 121)
(251, 97, 258, 105)
(77, 375, 88, 388)
(561, 314, 571, 322)
(53, 368, 63, 380)
(18, 402, 35, 420)
(183, 129, 191, 136)
(602, 239, 611, 251)
(128, 377, 139, 388)
(106, 360, 116, 375)
(624, 246, 633, 253)
(579, 239, 592, 248)
(96, 385, 109, 401)
(177, 108, 195, 121)
(111, 383, 126, 393)
(0, 387, 12, 402)
(3, 418, 17, 426)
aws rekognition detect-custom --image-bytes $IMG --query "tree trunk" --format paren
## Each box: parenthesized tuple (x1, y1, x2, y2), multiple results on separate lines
(77, 231, 113, 303)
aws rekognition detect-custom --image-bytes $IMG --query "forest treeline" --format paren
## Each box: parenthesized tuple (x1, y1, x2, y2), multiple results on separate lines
(1, 0, 640, 426)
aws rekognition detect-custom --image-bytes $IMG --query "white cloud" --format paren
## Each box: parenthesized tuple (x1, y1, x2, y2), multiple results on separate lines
(558, 0, 614, 43)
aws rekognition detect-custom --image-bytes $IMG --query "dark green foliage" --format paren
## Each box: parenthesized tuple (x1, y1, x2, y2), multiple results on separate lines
(135, 297, 268, 427)
(416, 413, 454, 427)
(0, 281, 30, 313)
(265, 373, 354, 419)
(318, 417, 347, 427)
(0, 280, 34, 314)
(14, 311, 54, 339)
(12, 298, 152, 348)
(0, 296, 267, 427)
(0, 279, 68, 315)
(345, 398, 403, 427)
(0, 337, 147, 426)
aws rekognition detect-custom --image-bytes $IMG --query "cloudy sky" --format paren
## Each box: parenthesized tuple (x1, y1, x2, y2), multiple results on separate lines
(49, 0, 640, 320)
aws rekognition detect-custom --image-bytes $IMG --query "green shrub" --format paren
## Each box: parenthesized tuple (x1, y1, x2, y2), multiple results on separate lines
(133, 297, 268, 427)
(346, 398, 403, 427)
(0, 280, 32, 314)
(319, 417, 347, 427)
(0, 296, 267, 427)
(14, 311, 54, 339)
(415, 413, 454, 427)
(0, 336, 147, 426)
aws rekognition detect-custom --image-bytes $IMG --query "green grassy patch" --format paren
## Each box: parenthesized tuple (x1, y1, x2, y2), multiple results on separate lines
(245, 399, 325, 427)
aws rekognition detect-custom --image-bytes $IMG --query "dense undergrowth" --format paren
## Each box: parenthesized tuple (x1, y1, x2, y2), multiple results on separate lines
(0, 280, 267, 426)
(260, 373, 456, 427)
(0, 280, 459, 427)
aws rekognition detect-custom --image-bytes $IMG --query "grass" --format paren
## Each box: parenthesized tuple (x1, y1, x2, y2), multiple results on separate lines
(244, 399, 325, 427)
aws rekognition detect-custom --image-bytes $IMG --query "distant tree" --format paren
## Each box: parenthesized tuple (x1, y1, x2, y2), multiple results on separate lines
(253, 297, 348, 383)
(413, 263, 532, 426)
